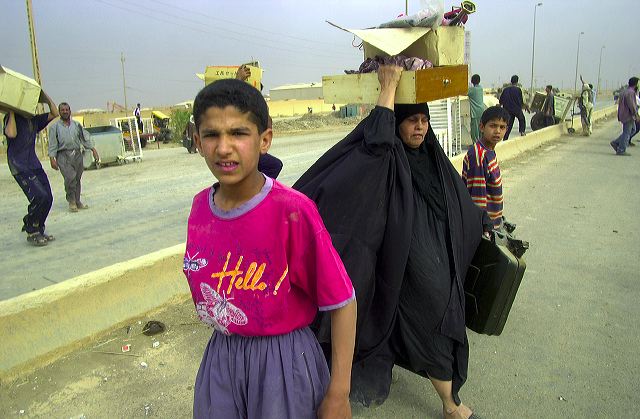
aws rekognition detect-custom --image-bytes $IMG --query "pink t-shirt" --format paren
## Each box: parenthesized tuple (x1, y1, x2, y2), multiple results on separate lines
(184, 177, 355, 336)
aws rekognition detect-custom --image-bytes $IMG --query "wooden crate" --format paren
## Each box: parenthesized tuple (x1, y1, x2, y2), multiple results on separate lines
(323, 65, 468, 104)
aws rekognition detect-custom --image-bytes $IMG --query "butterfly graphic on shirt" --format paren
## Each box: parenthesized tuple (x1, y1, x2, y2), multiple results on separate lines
(184, 252, 208, 275)
(196, 283, 248, 335)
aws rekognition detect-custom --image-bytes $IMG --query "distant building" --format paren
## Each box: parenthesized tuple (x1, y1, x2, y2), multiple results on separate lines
(269, 82, 323, 101)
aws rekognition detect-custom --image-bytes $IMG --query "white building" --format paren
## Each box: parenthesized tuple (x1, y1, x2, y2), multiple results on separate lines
(269, 82, 323, 101)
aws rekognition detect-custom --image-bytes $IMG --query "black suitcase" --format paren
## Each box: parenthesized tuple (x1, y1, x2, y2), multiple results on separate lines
(464, 234, 527, 336)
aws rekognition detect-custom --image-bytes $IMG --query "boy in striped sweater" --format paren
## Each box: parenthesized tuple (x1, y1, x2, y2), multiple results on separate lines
(462, 106, 510, 229)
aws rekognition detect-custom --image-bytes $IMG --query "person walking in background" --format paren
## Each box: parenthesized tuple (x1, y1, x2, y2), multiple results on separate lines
(499, 75, 529, 140)
(467, 74, 485, 143)
(2, 91, 58, 246)
(628, 88, 640, 146)
(134, 103, 143, 131)
(48, 102, 100, 212)
(579, 76, 594, 136)
(610, 77, 638, 156)
(541, 85, 556, 128)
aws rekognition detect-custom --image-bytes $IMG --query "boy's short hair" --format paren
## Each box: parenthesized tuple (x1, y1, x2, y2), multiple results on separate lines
(510, 75, 519, 84)
(193, 79, 269, 133)
(471, 74, 481, 85)
(546, 85, 553, 90)
(481, 105, 510, 125)
(628, 77, 639, 87)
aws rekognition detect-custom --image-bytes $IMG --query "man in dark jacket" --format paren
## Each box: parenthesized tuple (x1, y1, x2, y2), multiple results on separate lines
(499, 75, 529, 140)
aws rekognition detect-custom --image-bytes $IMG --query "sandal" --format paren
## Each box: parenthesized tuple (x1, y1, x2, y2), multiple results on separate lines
(41, 233, 55, 242)
(27, 233, 48, 247)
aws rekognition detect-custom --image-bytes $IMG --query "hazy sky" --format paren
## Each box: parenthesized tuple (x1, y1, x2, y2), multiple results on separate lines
(2, 0, 638, 110)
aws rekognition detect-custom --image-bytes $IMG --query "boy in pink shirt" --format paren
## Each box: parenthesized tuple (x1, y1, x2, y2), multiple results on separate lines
(185, 78, 356, 419)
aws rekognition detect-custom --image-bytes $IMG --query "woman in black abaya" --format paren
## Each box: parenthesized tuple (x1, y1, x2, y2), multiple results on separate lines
(294, 65, 488, 419)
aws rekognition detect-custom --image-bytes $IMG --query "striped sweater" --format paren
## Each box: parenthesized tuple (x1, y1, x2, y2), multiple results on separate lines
(462, 141, 503, 228)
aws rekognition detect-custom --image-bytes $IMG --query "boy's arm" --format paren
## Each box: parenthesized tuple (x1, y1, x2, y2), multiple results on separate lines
(318, 299, 356, 419)
(4, 111, 17, 138)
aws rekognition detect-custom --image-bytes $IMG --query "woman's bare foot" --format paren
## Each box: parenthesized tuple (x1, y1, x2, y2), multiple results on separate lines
(443, 403, 473, 419)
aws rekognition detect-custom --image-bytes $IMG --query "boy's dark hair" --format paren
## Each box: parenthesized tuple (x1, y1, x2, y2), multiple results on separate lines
(481, 105, 510, 125)
(546, 85, 553, 90)
(510, 75, 519, 84)
(588, 84, 593, 89)
(193, 79, 268, 133)
(629, 77, 639, 87)
(58, 102, 70, 111)
(471, 74, 481, 85)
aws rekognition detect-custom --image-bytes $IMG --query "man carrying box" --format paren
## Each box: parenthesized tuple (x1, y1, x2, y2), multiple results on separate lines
(2, 91, 59, 246)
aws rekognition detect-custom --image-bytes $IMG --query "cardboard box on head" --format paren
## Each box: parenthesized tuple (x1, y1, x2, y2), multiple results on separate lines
(321, 23, 468, 104)
(203, 64, 263, 91)
(0, 66, 42, 116)
(330, 24, 465, 67)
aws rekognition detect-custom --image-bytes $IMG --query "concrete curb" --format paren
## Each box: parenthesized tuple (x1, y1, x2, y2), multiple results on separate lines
(0, 243, 189, 382)
(0, 105, 618, 382)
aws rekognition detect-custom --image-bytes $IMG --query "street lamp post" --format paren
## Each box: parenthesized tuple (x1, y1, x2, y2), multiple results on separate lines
(573, 31, 585, 97)
(596, 45, 605, 105)
(529, 2, 543, 97)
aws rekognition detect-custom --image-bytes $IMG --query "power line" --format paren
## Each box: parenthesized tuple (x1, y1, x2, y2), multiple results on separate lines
(150, 0, 349, 49)
(92, 0, 355, 61)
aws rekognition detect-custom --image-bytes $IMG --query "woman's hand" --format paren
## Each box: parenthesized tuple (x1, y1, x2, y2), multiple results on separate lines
(376, 65, 403, 110)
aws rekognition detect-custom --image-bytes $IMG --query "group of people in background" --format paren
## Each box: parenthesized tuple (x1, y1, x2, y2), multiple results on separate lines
(2, 96, 98, 246)
(468, 73, 602, 142)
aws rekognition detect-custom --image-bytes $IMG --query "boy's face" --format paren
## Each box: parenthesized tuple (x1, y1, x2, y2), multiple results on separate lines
(480, 118, 508, 149)
(194, 105, 272, 187)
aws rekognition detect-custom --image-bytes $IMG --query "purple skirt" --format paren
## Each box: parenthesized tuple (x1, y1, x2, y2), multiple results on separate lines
(193, 327, 329, 419)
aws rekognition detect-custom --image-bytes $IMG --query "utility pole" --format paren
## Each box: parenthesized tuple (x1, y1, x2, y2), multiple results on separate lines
(121, 52, 128, 112)
(529, 3, 542, 98)
(405, 0, 408, 15)
(25, 0, 46, 155)
(596, 46, 605, 105)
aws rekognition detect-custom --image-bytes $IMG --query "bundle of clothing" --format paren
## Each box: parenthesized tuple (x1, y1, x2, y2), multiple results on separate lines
(345, 55, 432, 74)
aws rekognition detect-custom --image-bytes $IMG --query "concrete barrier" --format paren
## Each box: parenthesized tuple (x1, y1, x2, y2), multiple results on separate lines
(0, 105, 618, 382)
(0, 243, 189, 382)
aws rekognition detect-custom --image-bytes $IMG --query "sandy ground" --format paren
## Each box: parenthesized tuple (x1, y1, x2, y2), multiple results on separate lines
(1, 116, 638, 418)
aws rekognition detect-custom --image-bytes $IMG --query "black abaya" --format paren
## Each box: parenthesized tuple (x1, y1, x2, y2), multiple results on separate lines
(293, 106, 489, 406)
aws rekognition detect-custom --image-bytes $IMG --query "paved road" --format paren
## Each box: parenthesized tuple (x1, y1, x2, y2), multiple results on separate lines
(0, 128, 354, 300)
(1, 115, 638, 418)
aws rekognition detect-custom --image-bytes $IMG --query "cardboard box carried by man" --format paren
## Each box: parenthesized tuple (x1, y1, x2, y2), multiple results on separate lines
(0, 66, 42, 116)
